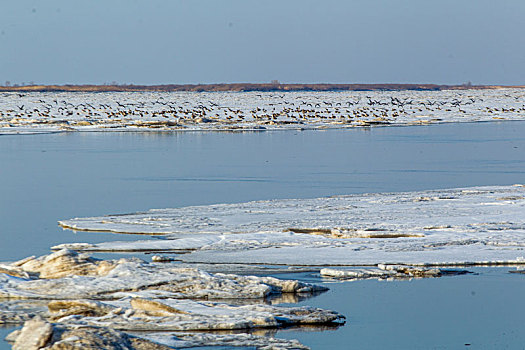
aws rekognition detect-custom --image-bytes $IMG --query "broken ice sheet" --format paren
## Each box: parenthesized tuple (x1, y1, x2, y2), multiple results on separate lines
(0, 249, 326, 301)
(6, 317, 175, 350)
(0, 250, 342, 348)
(320, 265, 469, 281)
(57, 185, 525, 266)
(139, 331, 310, 349)
(6, 317, 311, 349)
(45, 298, 344, 331)
(0, 300, 48, 325)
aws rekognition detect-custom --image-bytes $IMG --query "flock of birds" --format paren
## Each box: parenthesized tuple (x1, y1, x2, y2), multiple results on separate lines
(1, 90, 525, 131)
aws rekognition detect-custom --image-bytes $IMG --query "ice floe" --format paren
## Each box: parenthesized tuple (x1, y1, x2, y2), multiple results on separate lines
(0, 250, 326, 301)
(57, 185, 525, 266)
(6, 317, 310, 349)
(320, 265, 469, 281)
(140, 331, 310, 349)
(1, 89, 525, 133)
(7, 316, 174, 350)
(45, 298, 343, 331)
(0, 250, 342, 348)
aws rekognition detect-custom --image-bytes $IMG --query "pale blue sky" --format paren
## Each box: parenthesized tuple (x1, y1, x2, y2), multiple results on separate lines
(1, 0, 524, 85)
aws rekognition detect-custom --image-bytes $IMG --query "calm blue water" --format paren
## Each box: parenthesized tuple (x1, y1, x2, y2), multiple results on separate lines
(276, 267, 525, 349)
(1, 121, 525, 348)
(1, 122, 524, 261)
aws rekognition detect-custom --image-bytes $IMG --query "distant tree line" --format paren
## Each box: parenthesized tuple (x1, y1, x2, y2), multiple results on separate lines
(0, 82, 521, 92)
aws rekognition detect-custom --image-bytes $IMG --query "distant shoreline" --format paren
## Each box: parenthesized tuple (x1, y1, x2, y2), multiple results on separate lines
(1, 83, 524, 93)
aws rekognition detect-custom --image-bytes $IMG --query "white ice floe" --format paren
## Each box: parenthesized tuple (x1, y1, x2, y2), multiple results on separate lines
(57, 185, 525, 266)
(1, 89, 525, 133)
(1, 250, 341, 348)
(140, 331, 310, 349)
(7, 317, 311, 349)
(47, 298, 344, 331)
(0, 249, 344, 350)
(6, 317, 175, 350)
(0, 250, 326, 301)
(319, 265, 468, 280)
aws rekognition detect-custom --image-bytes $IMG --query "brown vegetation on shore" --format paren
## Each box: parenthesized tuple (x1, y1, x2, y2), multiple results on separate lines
(1, 83, 524, 93)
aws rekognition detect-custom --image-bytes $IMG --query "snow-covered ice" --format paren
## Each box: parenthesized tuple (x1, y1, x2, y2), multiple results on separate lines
(0, 249, 340, 329)
(0, 249, 326, 301)
(1, 89, 525, 133)
(46, 298, 344, 331)
(319, 265, 468, 281)
(6, 317, 311, 349)
(7, 317, 174, 350)
(0, 250, 341, 348)
(58, 185, 525, 266)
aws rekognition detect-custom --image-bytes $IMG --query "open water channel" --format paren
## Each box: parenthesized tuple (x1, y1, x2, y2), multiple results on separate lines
(1, 121, 525, 348)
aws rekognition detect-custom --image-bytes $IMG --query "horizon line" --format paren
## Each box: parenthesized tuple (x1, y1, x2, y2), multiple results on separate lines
(1, 82, 525, 93)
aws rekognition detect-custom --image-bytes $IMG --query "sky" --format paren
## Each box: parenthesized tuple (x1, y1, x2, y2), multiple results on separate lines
(1, 0, 524, 85)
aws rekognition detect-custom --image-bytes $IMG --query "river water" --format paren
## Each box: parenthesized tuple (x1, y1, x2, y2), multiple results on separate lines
(1, 121, 524, 348)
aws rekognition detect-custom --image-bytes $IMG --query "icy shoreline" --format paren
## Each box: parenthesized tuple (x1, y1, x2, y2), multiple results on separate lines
(1, 89, 525, 134)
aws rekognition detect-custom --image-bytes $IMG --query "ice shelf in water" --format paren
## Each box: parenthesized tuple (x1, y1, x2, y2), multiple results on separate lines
(1, 89, 525, 133)
(57, 185, 525, 266)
